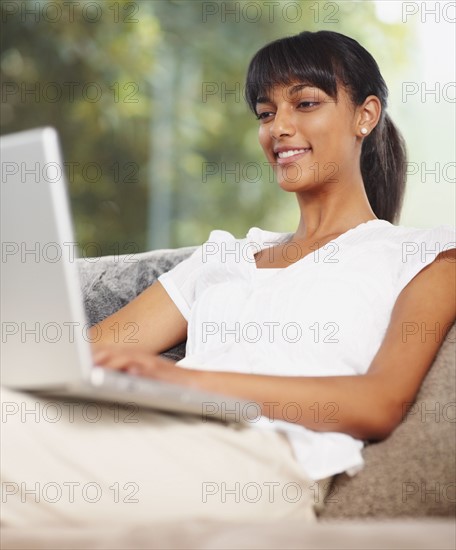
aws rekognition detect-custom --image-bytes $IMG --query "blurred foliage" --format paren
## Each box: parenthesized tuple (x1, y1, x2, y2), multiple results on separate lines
(1, 0, 413, 254)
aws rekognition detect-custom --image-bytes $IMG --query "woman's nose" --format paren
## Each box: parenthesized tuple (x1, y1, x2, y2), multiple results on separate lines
(270, 108, 296, 139)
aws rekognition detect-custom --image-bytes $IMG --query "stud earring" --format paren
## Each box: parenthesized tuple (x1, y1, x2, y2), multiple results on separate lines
(361, 128, 368, 135)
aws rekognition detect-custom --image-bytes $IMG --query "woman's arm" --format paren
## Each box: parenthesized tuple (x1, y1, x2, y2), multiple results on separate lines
(94, 248, 456, 441)
(89, 280, 188, 355)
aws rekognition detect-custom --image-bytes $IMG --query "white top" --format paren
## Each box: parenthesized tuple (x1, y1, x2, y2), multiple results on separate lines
(157, 219, 456, 480)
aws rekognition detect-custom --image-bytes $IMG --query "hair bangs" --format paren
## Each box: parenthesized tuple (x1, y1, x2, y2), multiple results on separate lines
(245, 33, 340, 114)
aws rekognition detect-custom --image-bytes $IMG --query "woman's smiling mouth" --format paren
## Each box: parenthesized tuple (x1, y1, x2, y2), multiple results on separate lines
(275, 147, 312, 165)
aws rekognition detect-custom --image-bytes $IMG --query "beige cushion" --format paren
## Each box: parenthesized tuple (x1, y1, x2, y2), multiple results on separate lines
(319, 322, 456, 519)
(1, 519, 454, 549)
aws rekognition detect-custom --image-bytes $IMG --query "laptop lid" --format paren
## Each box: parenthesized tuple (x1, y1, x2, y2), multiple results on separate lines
(1, 127, 94, 389)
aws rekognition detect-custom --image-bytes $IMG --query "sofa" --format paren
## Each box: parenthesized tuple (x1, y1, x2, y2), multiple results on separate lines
(2, 245, 455, 549)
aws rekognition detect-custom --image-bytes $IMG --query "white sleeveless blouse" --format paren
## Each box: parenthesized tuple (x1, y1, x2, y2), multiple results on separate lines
(158, 220, 456, 480)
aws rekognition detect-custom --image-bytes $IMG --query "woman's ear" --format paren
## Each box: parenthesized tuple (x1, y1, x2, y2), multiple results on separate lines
(356, 95, 382, 137)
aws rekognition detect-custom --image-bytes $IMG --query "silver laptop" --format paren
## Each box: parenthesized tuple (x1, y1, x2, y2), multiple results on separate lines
(1, 127, 258, 424)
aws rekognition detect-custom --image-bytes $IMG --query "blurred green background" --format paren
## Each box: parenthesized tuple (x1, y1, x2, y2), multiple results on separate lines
(1, 1, 453, 256)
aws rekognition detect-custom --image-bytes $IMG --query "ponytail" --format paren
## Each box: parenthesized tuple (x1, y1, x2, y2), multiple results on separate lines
(361, 113, 407, 224)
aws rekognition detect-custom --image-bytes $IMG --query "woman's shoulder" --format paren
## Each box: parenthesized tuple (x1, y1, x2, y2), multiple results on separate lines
(351, 220, 455, 250)
(376, 222, 455, 292)
(379, 221, 454, 236)
(372, 221, 455, 255)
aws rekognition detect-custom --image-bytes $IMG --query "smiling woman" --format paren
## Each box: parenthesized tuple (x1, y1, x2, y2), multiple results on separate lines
(2, 30, 455, 527)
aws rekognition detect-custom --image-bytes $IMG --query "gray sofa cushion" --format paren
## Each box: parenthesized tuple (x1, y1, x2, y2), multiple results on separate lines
(77, 246, 197, 360)
(77, 246, 456, 519)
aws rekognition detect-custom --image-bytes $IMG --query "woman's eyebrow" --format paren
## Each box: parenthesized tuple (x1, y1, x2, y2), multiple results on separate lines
(256, 84, 320, 105)
(289, 84, 307, 94)
(255, 95, 271, 105)
(288, 84, 320, 97)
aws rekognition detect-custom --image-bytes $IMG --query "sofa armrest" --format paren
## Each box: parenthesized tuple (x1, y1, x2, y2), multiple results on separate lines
(319, 321, 456, 520)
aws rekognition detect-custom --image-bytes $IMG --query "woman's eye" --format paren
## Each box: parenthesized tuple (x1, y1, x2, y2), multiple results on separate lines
(256, 112, 273, 121)
(298, 101, 319, 108)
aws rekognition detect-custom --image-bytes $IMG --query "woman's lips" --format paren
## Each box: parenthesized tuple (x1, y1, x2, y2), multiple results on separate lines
(275, 148, 312, 165)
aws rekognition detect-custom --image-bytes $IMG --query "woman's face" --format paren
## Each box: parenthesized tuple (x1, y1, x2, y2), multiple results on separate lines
(256, 83, 361, 192)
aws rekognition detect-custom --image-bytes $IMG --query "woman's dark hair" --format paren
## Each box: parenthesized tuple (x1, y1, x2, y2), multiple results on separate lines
(244, 30, 407, 224)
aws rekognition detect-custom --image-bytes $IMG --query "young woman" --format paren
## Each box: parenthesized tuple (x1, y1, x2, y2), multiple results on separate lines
(2, 30, 455, 526)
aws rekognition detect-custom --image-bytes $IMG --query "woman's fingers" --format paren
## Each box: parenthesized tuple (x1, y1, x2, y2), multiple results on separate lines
(92, 347, 178, 381)
(98, 350, 152, 371)
(92, 348, 111, 365)
(90, 345, 200, 387)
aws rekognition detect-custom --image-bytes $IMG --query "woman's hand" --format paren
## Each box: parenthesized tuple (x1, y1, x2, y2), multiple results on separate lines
(92, 345, 202, 388)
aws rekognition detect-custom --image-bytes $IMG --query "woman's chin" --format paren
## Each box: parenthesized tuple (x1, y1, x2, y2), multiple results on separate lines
(277, 178, 310, 192)
(274, 164, 311, 191)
